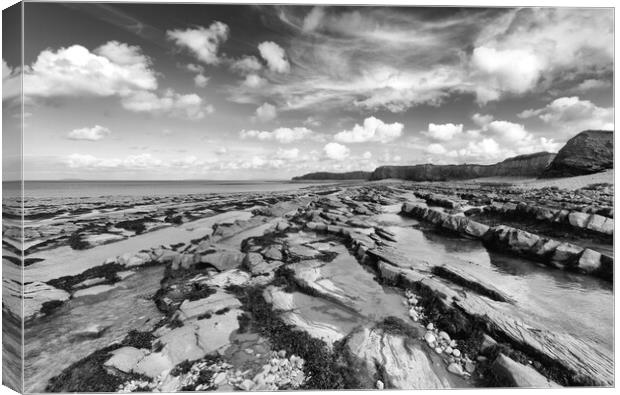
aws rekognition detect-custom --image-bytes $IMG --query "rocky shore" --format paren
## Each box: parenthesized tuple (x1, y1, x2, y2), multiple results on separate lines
(5, 177, 614, 391)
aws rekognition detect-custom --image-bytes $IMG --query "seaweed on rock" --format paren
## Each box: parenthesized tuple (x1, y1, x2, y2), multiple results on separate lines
(228, 284, 368, 389)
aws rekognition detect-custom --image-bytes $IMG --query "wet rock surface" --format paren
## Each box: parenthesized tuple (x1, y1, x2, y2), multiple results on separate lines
(10, 178, 614, 391)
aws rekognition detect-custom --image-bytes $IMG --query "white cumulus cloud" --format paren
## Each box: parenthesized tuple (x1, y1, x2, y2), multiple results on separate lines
(240, 127, 313, 143)
(324, 142, 350, 160)
(230, 56, 263, 74)
(426, 143, 448, 155)
(21, 42, 157, 98)
(518, 96, 613, 133)
(194, 74, 209, 88)
(334, 116, 403, 143)
(121, 90, 212, 120)
(275, 147, 299, 160)
(67, 125, 111, 141)
(167, 22, 229, 65)
(242, 74, 267, 88)
(255, 102, 277, 122)
(258, 41, 290, 73)
(470, 46, 544, 104)
(425, 123, 463, 141)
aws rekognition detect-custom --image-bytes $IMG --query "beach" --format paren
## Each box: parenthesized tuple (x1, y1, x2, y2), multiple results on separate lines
(2, 177, 613, 391)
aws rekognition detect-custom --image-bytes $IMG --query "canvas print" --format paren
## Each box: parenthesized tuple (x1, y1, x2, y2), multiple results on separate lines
(1, 2, 614, 393)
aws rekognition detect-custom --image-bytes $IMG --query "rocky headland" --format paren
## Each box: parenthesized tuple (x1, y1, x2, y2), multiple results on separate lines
(292, 171, 371, 181)
(540, 130, 613, 178)
(294, 130, 613, 182)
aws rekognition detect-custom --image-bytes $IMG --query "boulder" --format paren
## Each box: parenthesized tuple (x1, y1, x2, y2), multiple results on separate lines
(551, 243, 583, 266)
(577, 249, 602, 274)
(586, 214, 613, 235)
(441, 215, 469, 233)
(491, 354, 560, 388)
(462, 220, 490, 238)
(534, 207, 557, 222)
(568, 212, 590, 228)
(531, 239, 561, 259)
(506, 229, 540, 253)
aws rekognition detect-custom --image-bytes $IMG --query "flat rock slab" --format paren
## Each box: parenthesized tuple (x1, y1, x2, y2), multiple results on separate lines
(200, 251, 245, 271)
(456, 294, 614, 386)
(24, 281, 70, 320)
(105, 347, 149, 373)
(346, 327, 451, 389)
(491, 354, 561, 388)
(376, 260, 613, 386)
(138, 309, 242, 378)
(73, 283, 119, 298)
(289, 244, 409, 322)
(287, 244, 324, 260)
(263, 286, 358, 346)
(177, 290, 242, 321)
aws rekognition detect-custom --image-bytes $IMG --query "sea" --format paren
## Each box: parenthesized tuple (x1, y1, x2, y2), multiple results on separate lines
(3, 180, 340, 199)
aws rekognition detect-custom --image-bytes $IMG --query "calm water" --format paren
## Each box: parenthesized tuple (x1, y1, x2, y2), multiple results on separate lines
(6, 180, 338, 199)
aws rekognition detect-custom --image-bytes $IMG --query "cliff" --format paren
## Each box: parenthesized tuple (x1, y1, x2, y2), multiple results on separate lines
(368, 152, 556, 181)
(292, 171, 371, 181)
(540, 130, 613, 178)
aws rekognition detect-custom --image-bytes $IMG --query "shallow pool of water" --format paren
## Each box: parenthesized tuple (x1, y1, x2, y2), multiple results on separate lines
(386, 223, 614, 351)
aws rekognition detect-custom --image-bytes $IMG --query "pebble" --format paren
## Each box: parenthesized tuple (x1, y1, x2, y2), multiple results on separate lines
(465, 361, 476, 374)
(476, 356, 488, 363)
(426, 323, 434, 330)
(445, 346, 453, 355)
(449, 340, 457, 348)
(424, 332, 436, 346)
(447, 362, 464, 376)
(238, 379, 255, 391)
(376, 380, 384, 390)
(278, 350, 286, 358)
(438, 331, 450, 342)
(409, 308, 419, 321)
(213, 372, 227, 386)
(452, 349, 461, 357)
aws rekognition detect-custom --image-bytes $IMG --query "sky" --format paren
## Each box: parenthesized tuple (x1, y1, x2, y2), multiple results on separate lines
(1, 3, 614, 180)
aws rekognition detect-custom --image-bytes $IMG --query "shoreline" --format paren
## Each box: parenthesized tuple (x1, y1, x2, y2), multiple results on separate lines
(4, 175, 614, 391)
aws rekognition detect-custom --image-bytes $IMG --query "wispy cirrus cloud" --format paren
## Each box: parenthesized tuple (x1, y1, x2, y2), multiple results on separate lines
(226, 7, 612, 112)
